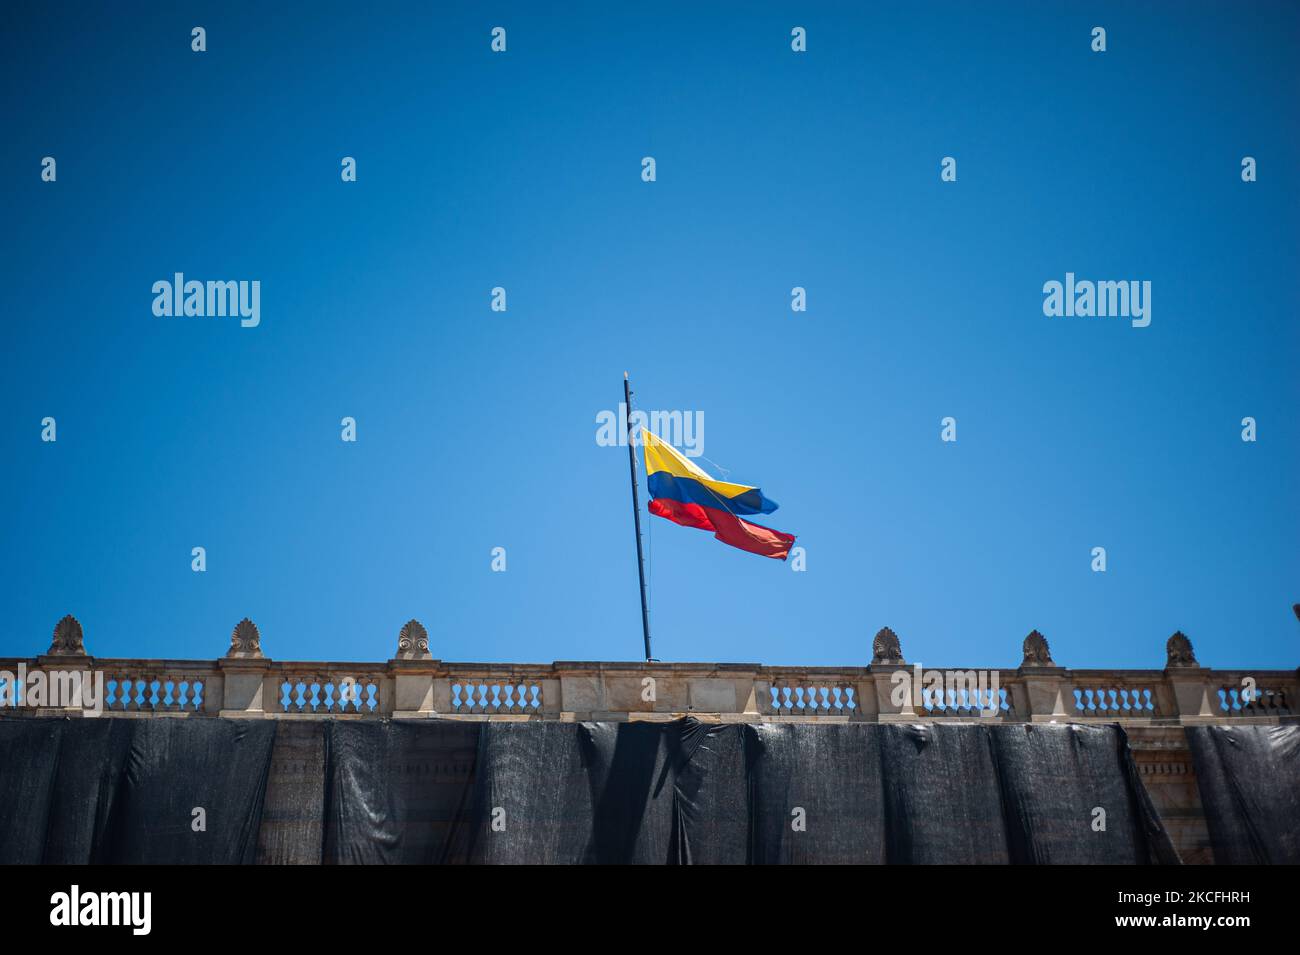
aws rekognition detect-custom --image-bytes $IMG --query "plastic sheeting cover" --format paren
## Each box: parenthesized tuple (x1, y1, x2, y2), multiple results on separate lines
(440, 720, 1173, 864)
(1, 716, 1190, 864)
(878, 723, 1008, 863)
(0, 717, 131, 863)
(0, 717, 277, 864)
(750, 722, 886, 863)
(988, 723, 1178, 864)
(452, 721, 750, 863)
(1185, 724, 1300, 864)
(323, 720, 478, 863)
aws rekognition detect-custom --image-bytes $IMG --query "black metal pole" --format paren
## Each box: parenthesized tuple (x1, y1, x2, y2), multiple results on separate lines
(624, 372, 653, 662)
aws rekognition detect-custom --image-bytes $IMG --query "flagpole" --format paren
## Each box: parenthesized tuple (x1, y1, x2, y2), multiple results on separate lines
(624, 372, 654, 662)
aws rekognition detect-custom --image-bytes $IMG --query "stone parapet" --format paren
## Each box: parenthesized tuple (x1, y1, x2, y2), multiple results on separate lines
(0, 616, 1293, 726)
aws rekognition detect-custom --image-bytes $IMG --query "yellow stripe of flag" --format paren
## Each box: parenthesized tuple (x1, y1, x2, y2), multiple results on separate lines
(640, 429, 758, 501)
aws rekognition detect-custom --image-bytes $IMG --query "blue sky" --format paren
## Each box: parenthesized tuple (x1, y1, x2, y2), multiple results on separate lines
(2, 2, 1296, 669)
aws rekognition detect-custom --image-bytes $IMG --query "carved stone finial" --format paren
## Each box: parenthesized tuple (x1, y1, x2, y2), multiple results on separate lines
(1165, 631, 1197, 668)
(396, 619, 431, 660)
(227, 617, 263, 658)
(872, 627, 904, 665)
(1021, 629, 1054, 667)
(47, 615, 86, 656)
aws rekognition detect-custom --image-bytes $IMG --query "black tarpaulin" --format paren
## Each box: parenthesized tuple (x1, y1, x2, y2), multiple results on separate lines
(989, 723, 1178, 864)
(0, 717, 66, 863)
(582, 720, 749, 864)
(0, 718, 139, 863)
(41, 718, 133, 863)
(670, 720, 749, 864)
(457, 721, 591, 864)
(879, 723, 1009, 864)
(108, 718, 278, 864)
(0, 716, 277, 864)
(0, 716, 1191, 864)
(323, 720, 478, 864)
(579, 721, 678, 863)
(1185, 724, 1300, 864)
(747, 723, 1171, 864)
(748, 722, 885, 864)
(455, 720, 749, 864)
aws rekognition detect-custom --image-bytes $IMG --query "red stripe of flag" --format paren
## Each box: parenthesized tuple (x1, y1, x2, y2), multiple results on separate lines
(649, 498, 795, 560)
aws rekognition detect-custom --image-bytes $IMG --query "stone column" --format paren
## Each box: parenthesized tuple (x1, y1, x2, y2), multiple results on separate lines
(32, 615, 96, 716)
(1018, 630, 1069, 721)
(218, 618, 272, 717)
(869, 627, 916, 721)
(389, 620, 438, 718)
(1163, 631, 1216, 723)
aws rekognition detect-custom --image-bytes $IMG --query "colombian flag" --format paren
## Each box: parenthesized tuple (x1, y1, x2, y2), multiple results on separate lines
(642, 429, 796, 560)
